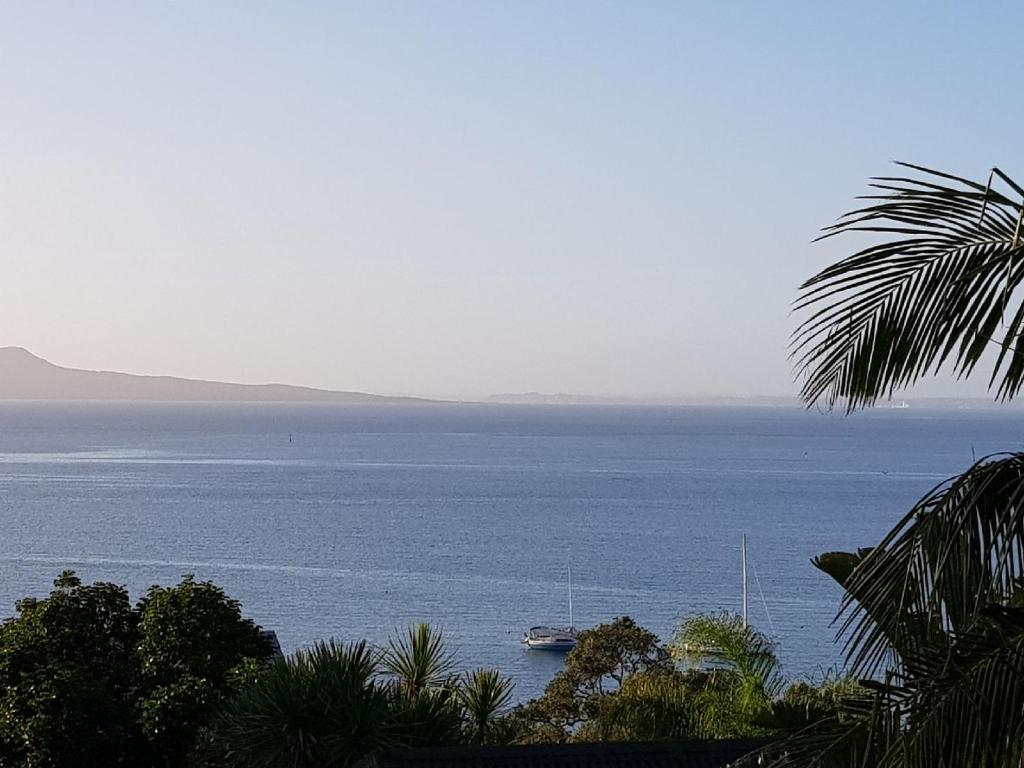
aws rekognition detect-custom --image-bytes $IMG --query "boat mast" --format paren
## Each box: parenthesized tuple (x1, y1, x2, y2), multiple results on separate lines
(742, 534, 748, 628)
(568, 564, 574, 628)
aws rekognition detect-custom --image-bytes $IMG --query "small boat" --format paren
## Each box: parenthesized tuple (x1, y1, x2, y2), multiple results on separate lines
(522, 565, 577, 651)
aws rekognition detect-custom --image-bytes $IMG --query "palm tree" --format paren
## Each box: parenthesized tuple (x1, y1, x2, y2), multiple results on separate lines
(671, 612, 785, 721)
(458, 668, 514, 744)
(214, 640, 394, 768)
(381, 625, 515, 747)
(382, 624, 457, 698)
(764, 164, 1024, 768)
(212, 626, 514, 765)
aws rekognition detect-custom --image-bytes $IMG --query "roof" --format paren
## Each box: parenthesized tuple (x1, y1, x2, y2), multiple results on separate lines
(353, 738, 766, 768)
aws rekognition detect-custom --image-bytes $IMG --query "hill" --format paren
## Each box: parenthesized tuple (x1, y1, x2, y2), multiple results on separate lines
(0, 348, 432, 404)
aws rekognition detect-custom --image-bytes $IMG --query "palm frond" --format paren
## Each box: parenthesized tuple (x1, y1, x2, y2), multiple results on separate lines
(671, 618, 782, 724)
(386, 686, 464, 748)
(215, 640, 395, 767)
(759, 607, 1024, 768)
(382, 624, 457, 698)
(890, 605, 1024, 768)
(458, 668, 514, 743)
(834, 453, 1024, 679)
(812, 550, 873, 590)
(671, 612, 785, 703)
(793, 162, 1024, 411)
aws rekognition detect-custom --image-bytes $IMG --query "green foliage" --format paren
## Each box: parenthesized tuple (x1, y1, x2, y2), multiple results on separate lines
(212, 626, 515, 766)
(387, 687, 464, 749)
(565, 616, 669, 693)
(511, 614, 848, 747)
(0, 572, 141, 767)
(458, 668, 514, 744)
(382, 623, 457, 697)
(583, 669, 703, 742)
(671, 611, 785, 717)
(511, 617, 684, 743)
(215, 641, 393, 768)
(667, 612, 791, 741)
(137, 575, 269, 686)
(792, 163, 1024, 411)
(512, 614, 770, 745)
(760, 459, 1024, 768)
(764, 163, 1024, 768)
(135, 576, 272, 765)
(0, 572, 273, 768)
(771, 674, 865, 732)
(593, 665, 798, 743)
(138, 675, 218, 767)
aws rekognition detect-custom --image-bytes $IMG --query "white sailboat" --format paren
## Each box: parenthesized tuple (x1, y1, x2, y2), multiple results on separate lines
(522, 565, 578, 651)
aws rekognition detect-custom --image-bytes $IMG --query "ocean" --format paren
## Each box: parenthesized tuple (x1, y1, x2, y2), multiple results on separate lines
(0, 402, 1019, 700)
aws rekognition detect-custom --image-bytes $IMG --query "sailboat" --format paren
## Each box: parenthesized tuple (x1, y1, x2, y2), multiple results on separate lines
(681, 535, 760, 661)
(522, 565, 578, 651)
(741, 533, 777, 638)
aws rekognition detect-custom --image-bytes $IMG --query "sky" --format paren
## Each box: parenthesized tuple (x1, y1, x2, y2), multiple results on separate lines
(2, 2, 1023, 399)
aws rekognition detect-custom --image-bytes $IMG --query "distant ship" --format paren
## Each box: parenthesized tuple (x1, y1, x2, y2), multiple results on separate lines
(891, 400, 910, 409)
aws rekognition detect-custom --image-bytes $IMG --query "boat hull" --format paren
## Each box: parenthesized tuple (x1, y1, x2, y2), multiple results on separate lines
(524, 639, 576, 651)
(522, 625, 577, 651)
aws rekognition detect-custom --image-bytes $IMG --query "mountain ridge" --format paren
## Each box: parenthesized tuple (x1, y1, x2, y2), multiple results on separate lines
(0, 347, 434, 404)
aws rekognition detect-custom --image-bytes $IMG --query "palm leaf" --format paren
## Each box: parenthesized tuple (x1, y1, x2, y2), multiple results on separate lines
(890, 605, 1024, 768)
(671, 612, 785, 705)
(793, 162, 1024, 411)
(382, 624, 457, 698)
(458, 668, 514, 744)
(758, 607, 1024, 768)
(215, 640, 395, 767)
(832, 453, 1024, 679)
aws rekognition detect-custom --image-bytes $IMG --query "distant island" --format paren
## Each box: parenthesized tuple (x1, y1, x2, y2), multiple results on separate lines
(0, 348, 434, 404)
(486, 392, 807, 406)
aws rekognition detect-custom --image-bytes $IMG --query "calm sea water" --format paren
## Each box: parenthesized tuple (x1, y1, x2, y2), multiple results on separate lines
(0, 402, 1020, 699)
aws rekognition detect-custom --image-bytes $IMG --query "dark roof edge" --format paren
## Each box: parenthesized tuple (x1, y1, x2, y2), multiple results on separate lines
(355, 737, 769, 767)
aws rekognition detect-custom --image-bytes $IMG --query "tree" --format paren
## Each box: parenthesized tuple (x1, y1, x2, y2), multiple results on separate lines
(212, 625, 514, 766)
(381, 623, 457, 698)
(379, 624, 465, 749)
(214, 640, 394, 768)
(0, 572, 274, 768)
(511, 615, 801, 744)
(561, 616, 669, 694)
(511, 616, 672, 742)
(770, 674, 865, 734)
(135, 576, 273, 767)
(458, 668, 514, 745)
(763, 164, 1024, 768)
(136, 576, 269, 687)
(0, 572, 140, 767)
(671, 612, 784, 725)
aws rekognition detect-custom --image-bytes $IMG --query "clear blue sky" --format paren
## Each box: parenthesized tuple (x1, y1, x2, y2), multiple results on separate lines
(2, 2, 1022, 397)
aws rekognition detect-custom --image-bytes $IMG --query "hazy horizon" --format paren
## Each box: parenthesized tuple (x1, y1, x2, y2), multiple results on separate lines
(3, 3, 1022, 399)
(2, 345, 1018, 407)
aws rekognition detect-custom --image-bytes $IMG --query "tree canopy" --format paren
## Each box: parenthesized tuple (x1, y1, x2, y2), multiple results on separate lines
(0, 572, 273, 768)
